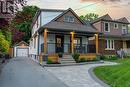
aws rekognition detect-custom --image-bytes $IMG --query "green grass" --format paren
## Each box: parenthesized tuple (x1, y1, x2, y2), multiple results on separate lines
(94, 58, 130, 87)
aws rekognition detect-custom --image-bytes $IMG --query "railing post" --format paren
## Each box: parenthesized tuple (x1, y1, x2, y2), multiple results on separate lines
(44, 29, 47, 54)
(95, 34, 99, 54)
(70, 32, 75, 54)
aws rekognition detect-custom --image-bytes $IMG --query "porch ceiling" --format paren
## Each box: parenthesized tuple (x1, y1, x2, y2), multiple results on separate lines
(38, 21, 98, 34)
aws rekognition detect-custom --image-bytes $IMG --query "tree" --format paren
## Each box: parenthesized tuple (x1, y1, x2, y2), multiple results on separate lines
(80, 13, 99, 21)
(10, 6, 39, 44)
(0, 31, 10, 54)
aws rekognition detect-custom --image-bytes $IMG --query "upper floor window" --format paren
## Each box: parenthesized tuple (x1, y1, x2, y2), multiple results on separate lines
(64, 16, 74, 22)
(104, 22, 110, 32)
(122, 24, 128, 34)
(114, 23, 118, 29)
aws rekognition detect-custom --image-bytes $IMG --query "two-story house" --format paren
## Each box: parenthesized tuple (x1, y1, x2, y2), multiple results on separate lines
(92, 14, 130, 56)
(29, 8, 99, 63)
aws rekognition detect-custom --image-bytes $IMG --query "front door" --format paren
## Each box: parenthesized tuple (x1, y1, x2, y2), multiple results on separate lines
(56, 35, 64, 53)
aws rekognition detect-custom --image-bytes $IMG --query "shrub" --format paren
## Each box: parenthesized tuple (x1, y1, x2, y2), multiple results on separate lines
(79, 57, 87, 62)
(72, 53, 80, 63)
(100, 55, 107, 60)
(110, 55, 118, 60)
(58, 52, 63, 58)
(93, 57, 100, 61)
(47, 59, 60, 64)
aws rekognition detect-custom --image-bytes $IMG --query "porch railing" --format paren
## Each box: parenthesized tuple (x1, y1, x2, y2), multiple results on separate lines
(41, 43, 96, 54)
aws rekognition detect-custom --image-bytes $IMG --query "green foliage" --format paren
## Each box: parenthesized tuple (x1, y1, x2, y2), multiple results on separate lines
(79, 57, 87, 62)
(1, 30, 11, 45)
(47, 59, 54, 64)
(10, 6, 39, 44)
(58, 52, 63, 58)
(94, 58, 130, 87)
(47, 59, 60, 64)
(80, 13, 99, 21)
(0, 31, 10, 54)
(72, 53, 80, 63)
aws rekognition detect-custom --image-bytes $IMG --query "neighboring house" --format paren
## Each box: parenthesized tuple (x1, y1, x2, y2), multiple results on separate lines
(29, 8, 99, 62)
(92, 14, 130, 55)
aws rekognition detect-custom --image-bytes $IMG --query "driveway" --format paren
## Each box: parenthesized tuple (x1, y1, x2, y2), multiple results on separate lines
(46, 62, 117, 87)
(0, 57, 68, 87)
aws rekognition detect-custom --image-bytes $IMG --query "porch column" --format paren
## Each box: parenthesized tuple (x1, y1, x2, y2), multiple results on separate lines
(43, 29, 47, 54)
(95, 34, 99, 54)
(123, 40, 127, 49)
(71, 32, 75, 54)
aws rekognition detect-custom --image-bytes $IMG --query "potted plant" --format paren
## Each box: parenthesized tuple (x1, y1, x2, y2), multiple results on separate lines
(58, 52, 63, 58)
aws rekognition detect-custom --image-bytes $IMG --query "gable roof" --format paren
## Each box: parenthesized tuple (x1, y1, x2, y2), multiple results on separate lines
(51, 8, 85, 24)
(91, 14, 112, 23)
(92, 14, 129, 24)
(15, 41, 29, 46)
(116, 17, 129, 24)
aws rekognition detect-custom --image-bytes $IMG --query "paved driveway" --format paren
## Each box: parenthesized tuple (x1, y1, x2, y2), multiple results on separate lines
(0, 57, 68, 87)
(46, 62, 117, 87)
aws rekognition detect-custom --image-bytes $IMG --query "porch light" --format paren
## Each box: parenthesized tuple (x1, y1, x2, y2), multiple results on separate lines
(44, 29, 48, 32)
(70, 31, 75, 34)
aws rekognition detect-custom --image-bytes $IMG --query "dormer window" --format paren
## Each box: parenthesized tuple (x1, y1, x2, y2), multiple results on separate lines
(114, 23, 118, 29)
(104, 22, 110, 32)
(64, 16, 74, 22)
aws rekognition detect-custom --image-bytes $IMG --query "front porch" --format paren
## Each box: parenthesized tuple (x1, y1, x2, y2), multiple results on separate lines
(38, 28, 99, 64)
(39, 29, 98, 55)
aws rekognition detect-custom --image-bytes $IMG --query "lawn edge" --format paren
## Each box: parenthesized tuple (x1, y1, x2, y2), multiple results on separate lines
(88, 66, 110, 87)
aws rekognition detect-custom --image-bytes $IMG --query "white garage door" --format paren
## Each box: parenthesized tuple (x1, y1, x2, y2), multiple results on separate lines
(17, 48, 28, 57)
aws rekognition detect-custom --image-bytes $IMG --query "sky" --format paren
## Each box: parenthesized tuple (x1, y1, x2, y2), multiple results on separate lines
(27, 0, 130, 20)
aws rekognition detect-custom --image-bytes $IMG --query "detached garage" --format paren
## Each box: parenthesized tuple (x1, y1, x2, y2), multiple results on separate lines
(14, 41, 29, 57)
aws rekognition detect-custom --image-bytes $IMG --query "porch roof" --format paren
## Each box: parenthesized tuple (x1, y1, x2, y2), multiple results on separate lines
(38, 21, 98, 34)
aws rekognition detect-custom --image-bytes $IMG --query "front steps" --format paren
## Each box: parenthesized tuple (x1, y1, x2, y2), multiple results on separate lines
(60, 54, 76, 64)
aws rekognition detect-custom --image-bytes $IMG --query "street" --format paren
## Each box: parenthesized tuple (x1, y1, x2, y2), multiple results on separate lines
(0, 57, 68, 87)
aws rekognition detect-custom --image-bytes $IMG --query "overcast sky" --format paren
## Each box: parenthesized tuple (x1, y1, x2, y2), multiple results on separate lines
(27, 0, 130, 20)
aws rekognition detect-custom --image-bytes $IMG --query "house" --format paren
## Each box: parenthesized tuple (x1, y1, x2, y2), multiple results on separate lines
(92, 14, 130, 56)
(29, 8, 99, 63)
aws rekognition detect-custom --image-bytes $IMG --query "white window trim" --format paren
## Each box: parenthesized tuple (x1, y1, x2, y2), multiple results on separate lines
(104, 22, 110, 32)
(105, 39, 115, 50)
(114, 23, 118, 29)
(64, 16, 74, 23)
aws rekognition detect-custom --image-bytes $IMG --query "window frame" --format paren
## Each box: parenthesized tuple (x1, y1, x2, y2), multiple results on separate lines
(114, 23, 118, 29)
(64, 16, 74, 23)
(122, 24, 128, 34)
(105, 39, 115, 50)
(104, 22, 110, 32)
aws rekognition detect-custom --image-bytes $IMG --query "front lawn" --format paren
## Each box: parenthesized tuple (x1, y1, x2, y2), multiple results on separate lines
(94, 58, 130, 87)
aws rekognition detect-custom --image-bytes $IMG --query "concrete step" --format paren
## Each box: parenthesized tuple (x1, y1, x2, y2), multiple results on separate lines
(60, 54, 76, 64)
(60, 58, 74, 61)
(61, 61, 76, 64)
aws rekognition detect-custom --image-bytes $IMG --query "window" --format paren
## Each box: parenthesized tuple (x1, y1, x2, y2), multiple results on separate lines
(114, 23, 118, 29)
(34, 37, 36, 48)
(104, 22, 110, 32)
(64, 16, 74, 22)
(74, 38, 81, 45)
(105, 40, 115, 50)
(122, 24, 128, 34)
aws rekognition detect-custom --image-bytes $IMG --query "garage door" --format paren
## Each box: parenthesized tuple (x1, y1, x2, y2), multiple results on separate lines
(17, 48, 28, 57)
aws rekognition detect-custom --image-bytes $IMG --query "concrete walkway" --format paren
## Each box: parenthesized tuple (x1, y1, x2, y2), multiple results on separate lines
(46, 61, 117, 87)
(0, 57, 68, 87)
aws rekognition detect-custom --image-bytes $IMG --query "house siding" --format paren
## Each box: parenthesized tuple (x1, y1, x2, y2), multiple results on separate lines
(98, 39, 123, 55)
(56, 11, 83, 24)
